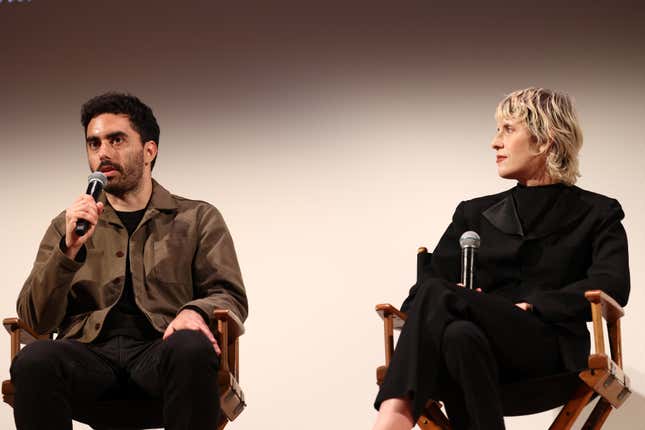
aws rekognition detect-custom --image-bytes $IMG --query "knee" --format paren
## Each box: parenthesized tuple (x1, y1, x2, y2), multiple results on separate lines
(11, 340, 61, 383)
(161, 330, 219, 370)
(441, 320, 488, 357)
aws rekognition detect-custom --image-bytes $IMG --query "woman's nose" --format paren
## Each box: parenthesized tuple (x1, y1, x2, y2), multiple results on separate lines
(491, 135, 502, 150)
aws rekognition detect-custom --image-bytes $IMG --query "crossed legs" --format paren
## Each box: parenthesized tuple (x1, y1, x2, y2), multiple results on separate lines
(373, 280, 563, 430)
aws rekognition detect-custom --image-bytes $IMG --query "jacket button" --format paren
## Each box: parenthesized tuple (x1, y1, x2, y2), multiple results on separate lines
(116, 251, 124, 258)
(94, 323, 101, 330)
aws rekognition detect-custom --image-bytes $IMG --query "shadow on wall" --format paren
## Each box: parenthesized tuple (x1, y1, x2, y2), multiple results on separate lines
(563, 367, 644, 430)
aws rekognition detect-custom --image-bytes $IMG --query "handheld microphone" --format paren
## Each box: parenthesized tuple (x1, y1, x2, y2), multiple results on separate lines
(459, 231, 480, 290)
(74, 171, 107, 237)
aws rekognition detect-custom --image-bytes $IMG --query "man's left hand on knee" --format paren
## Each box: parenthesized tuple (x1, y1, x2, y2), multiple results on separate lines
(163, 309, 221, 355)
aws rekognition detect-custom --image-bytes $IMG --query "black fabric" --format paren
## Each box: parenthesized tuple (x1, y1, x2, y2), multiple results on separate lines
(58, 236, 87, 263)
(10, 330, 220, 430)
(401, 185, 629, 370)
(511, 182, 566, 234)
(101, 208, 159, 340)
(376, 280, 563, 429)
(116, 208, 147, 236)
(500, 371, 582, 416)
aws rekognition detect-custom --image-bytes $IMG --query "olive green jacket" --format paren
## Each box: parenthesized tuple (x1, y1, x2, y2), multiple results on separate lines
(17, 180, 248, 342)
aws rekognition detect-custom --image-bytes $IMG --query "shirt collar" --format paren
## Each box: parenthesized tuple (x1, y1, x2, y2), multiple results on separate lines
(97, 179, 177, 230)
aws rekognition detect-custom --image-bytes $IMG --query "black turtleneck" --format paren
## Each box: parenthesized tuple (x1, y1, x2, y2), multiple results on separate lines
(511, 182, 567, 234)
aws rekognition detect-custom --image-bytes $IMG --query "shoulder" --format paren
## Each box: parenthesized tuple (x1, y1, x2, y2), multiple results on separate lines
(570, 185, 622, 210)
(170, 193, 226, 221)
(569, 185, 625, 221)
(152, 181, 225, 221)
(171, 193, 218, 211)
(165, 193, 230, 234)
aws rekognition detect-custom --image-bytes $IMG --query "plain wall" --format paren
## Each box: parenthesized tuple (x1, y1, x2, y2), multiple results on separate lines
(1, 1, 644, 428)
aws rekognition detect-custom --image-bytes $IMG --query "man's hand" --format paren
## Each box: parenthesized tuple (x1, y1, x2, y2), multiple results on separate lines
(64, 194, 104, 259)
(163, 308, 221, 355)
(515, 302, 533, 312)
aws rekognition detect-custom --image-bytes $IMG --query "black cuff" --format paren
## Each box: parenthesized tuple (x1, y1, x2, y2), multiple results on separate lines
(59, 236, 87, 263)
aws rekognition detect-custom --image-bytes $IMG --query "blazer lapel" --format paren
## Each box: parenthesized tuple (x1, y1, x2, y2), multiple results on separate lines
(482, 186, 592, 239)
(482, 192, 524, 236)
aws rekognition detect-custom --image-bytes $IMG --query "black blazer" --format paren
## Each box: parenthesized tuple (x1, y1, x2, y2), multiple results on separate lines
(403, 185, 630, 370)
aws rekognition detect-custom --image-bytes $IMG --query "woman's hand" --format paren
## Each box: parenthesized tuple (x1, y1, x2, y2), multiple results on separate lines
(515, 302, 533, 312)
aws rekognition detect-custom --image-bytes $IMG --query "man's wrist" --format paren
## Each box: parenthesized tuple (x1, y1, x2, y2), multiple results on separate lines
(181, 305, 210, 324)
(59, 236, 86, 262)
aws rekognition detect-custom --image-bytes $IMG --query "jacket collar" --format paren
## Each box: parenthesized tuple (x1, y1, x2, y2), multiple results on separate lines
(482, 185, 591, 239)
(98, 179, 177, 229)
(147, 179, 178, 211)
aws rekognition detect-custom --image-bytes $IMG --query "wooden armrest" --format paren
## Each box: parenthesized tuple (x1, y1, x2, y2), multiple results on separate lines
(3, 317, 52, 362)
(585, 290, 625, 369)
(375, 304, 407, 330)
(585, 290, 624, 324)
(213, 309, 244, 338)
(376, 304, 409, 366)
(212, 309, 243, 379)
(3, 318, 46, 345)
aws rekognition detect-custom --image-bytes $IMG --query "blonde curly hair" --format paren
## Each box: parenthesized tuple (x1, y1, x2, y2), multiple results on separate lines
(495, 87, 583, 185)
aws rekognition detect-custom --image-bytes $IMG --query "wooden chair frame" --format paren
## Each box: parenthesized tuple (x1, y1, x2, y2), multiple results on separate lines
(2, 310, 245, 430)
(376, 250, 630, 430)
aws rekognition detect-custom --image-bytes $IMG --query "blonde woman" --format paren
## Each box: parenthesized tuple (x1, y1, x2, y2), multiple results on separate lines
(372, 88, 630, 430)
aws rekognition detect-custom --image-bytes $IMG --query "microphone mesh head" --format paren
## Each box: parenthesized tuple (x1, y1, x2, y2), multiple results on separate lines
(88, 171, 108, 186)
(459, 231, 481, 248)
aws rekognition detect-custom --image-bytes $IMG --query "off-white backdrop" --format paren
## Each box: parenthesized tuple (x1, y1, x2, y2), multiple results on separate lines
(1, 1, 644, 429)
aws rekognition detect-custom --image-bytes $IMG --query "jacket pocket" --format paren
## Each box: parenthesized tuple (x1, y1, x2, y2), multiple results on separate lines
(149, 240, 192, 286)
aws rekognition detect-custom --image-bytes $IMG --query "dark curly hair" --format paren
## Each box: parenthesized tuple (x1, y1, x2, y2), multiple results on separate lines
(81, 92, 160, 169)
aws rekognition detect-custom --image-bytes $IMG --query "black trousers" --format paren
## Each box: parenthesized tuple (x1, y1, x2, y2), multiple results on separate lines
(10, 330, 220, 430)
(375, 279, 564, 430)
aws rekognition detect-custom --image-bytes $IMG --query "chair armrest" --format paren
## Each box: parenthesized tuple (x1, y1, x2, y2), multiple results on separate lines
(3, 317, 52, 362)
(375, 304, 409, 367)
(212, 310, 243, 380)
(212, 310, 246, 421)
(375, 304, 407, 330)
(3, 318, 41, 344)
(585, 290, 625, 369)
(585, 290, 624, 324)
(213, 309, 244, 338)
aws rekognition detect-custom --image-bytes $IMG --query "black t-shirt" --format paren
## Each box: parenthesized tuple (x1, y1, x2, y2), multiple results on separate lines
(99, 208, 160, 340)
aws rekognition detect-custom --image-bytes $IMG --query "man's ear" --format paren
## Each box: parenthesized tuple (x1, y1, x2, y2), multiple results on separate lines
(144, 141, 158, 166)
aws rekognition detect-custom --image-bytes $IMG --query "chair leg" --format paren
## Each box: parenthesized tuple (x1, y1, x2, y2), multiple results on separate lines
(417, 401, 452, 430)
(549, 384, 594, 430)
(581, 398, 613, 430)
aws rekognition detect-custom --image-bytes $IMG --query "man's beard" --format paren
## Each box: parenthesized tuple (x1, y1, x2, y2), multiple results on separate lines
(101, 151, 145, 197)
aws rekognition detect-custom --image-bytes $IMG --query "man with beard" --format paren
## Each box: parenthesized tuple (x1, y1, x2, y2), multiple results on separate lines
(10, 93, 248, 430)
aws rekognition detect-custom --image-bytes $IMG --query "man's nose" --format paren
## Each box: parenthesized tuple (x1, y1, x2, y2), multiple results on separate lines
(97, 141, 114, 159)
